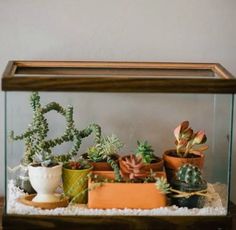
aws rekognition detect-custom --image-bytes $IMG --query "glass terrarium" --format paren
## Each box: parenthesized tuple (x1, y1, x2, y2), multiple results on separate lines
(2, 61, 236, 229)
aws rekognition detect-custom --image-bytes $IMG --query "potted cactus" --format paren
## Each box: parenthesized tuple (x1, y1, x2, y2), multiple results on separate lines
(119, 140, 163, 174)
(62, 159, 93, 204)
(170, 164, 207, 208)
(163, 121, 208, 182)
(83, 134, 123, 175)
(88, 154, 168, 209)
(10, 92, 101, 194)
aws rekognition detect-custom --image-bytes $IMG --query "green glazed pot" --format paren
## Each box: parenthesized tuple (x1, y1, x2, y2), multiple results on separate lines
(62, 166, 92, 204)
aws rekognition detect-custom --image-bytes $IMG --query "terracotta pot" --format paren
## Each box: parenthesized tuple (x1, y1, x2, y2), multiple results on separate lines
(62, 166, 93, 204)
(82, 153, 119, 171)
(28, 163, 62, 203)
(143, 156, 163, 172)
(90, 161, 113, 171)
(163, 149, 205, 182)
(119, 155, 163, 174)
(88, 171, 167, 209)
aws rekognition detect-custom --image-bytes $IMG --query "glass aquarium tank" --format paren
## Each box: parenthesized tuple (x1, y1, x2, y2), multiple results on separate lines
(2, 61, 236, 229)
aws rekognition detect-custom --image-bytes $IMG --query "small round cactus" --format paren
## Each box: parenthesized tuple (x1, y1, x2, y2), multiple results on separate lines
(176, 164, 204, 186)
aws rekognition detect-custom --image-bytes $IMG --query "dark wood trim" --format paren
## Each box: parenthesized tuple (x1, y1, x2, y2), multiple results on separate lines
(2, 61, 236, 93)
(2, 61, 15, 79)
(2, 203, 236, 230)
(2, 77, 236, 93)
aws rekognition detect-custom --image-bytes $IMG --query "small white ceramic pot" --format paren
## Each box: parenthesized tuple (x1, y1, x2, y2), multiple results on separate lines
(28, 163, 62, 203)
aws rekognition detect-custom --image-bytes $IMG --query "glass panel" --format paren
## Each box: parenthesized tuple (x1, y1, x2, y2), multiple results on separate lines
(5, 92, 233, 216)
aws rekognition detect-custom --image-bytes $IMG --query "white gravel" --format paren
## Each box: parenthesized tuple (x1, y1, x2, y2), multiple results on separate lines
(7, 180, 227, 216)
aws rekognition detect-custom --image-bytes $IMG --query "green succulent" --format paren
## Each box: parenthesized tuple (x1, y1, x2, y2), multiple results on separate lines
(135, 140, 155, 164)
(155, 177, 171, 194)
(176, 164, 204, 186)
(87, 134, 123, 181)
(87, 134, 123, 162)
(10, 92, 101, 166)
(32, 151, 56, 167)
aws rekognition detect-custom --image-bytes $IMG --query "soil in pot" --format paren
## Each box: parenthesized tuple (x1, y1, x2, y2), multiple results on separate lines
(163, 150, 205, 182)
(82, 153, 119, 171)
(62, 166, 93, 203)
(171, 180, 207, 209)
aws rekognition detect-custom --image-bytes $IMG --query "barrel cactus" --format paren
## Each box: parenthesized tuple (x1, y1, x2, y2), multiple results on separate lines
(176, 164, 204, 186)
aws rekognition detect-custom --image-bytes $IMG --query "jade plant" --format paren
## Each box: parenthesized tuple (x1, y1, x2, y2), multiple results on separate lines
(174, 121, 208, 157)
(10, 92, 101, 166)
(135, 140, 155, 164)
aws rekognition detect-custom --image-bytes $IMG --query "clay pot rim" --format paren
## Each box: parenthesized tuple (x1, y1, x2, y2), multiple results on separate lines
(90, 171, 166, 185)
(62, 165, 93, 172)
(163, 149, 204, 159)
(28, 162, 62, 169)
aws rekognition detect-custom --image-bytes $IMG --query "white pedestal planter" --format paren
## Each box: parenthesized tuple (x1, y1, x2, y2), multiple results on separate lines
(28, 163, 62, 203)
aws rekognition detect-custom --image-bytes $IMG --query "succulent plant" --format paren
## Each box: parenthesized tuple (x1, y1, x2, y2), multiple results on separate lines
(10, 92, 101, 166)
(87, 134, 123, 162)
(87, 134, 123, 181)
(155, 177, 171, 194)
(176, 164, 204, 186)
(135, 140, 155, 164)
(32, 151, 56, 167)
(120, 154, 148, 180)
(64, 159, 91, 170)
(174, 121, 208, 157)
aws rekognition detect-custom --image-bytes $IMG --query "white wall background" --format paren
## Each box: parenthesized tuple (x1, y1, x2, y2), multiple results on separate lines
(0, 0, 236, 202)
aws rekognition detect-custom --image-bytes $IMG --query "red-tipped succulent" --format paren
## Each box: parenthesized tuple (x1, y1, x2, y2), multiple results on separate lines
(67, 161, 82, 170)
(174, 121, 208, 157)
(120, 155, 148, 180)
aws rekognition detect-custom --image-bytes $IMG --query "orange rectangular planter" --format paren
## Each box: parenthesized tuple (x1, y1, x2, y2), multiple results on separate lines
(88, 171, 167, 209)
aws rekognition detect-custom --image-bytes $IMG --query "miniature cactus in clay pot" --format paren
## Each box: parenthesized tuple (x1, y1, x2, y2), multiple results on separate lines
(171, 163, 207, 208)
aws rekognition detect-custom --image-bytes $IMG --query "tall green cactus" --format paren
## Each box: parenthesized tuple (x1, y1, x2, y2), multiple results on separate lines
(176, 164, 204, 186)
(10, 92, 101, 165)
